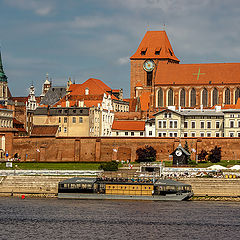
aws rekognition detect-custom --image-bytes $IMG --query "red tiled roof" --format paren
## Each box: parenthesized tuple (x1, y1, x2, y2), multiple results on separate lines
(11, 97, 28, 103)
(139, 92, 151, 111)
(31, 125, 58, 136)
(155, 62, 240, 85)
(112, 120, 145, 131)
(130, 31, 179, 62)
(69, 78, 111, 95)
(223, 98, 240, 109)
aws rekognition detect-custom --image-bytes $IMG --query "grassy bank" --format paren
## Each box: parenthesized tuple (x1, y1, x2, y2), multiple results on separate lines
(0, 160, 240, 170)
(0, 162, 101, 170)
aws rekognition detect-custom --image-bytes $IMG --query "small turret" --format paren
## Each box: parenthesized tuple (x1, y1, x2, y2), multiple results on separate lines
(40, 73, 52, 99)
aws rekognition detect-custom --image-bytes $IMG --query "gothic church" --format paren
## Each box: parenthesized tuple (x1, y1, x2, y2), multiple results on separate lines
(130, 31, 240, 111)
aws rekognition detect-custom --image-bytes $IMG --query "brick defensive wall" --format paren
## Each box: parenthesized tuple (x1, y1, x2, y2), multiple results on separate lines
(11, 136, 240, 162)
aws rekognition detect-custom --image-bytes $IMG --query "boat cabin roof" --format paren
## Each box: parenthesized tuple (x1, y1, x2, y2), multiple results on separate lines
(59, 177, 97, 184)
(155, 179, 191, 187)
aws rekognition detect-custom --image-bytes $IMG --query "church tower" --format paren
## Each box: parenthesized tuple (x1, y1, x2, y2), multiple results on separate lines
(130, 31, 179, 99)
(0, 51, 8, 105)
(40, 73, 51, 100)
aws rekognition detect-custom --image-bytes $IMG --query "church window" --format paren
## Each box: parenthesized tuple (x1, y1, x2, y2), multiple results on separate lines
(225, 88, 230, 104)
(202, 88, 208, 107)
(157, 88, 163, 107)
(141, 48, 147, 55)
(235, 88, 240, 104)
(168, 89, 174, 106)
(147, 72, 153, 86)
(212, 88, 218, 106)
(180, 88, 186, 107)
(190, 88, 196, 107)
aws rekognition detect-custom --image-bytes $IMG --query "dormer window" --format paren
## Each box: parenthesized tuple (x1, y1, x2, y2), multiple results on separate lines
(85, 88, 89, 95)
(155, 48, 161, 55)
(141, 47, 147, 55)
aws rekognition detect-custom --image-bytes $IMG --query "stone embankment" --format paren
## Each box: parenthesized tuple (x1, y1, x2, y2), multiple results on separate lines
(1, 176, 240, 200)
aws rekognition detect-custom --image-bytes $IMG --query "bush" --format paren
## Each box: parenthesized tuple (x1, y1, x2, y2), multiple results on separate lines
(184, 141, 191, 162)
(136, 145, 156, 163)
(208, 146, 221, 163)
(99, 161, 119, 171)
(198, 150, 208, 162)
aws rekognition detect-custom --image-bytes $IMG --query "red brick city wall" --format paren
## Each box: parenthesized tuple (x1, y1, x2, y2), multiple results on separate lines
(11, 136, 240, 162)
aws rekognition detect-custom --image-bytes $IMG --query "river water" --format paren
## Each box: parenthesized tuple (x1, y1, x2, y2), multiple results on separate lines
(0, 197, 239, 240)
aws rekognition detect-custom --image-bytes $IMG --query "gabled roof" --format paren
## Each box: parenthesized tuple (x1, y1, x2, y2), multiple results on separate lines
(130, 31, 179, 62)
(171, 145, 191, 156)
(155, 63, 240, 86)
(112, 120, 145, 131)
(69, 78, 111, 96)
(31, 125, 58, 137)
(40, 86, 66, 106)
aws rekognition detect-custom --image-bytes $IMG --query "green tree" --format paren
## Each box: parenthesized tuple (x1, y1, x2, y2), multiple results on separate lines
(99, 161, 119, 171)
(136, 145, 156, 163)
(208, 146, 221, 163)
(184, 141, 191, 162)
(198, 150, 208, 162)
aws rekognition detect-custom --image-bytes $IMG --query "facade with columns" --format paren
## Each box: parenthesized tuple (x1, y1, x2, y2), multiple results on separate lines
(130, 31, 240, 111)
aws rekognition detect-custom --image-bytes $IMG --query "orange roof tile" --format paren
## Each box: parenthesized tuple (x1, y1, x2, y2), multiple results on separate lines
(130, 31, 179, 62)
(223, 98, 240, 109)
(31, 125, 58, 136)
(139, 92, 151, 111)
(69, 78, 111, 96)
(155, 63, 240, 86)
(112, 120, 145, 131)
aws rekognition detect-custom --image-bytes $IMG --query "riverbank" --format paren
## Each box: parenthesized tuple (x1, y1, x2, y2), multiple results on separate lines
(1, 176, 240, 200)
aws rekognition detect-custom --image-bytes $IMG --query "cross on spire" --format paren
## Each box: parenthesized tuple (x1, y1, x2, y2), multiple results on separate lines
(193, 67, 205, 81)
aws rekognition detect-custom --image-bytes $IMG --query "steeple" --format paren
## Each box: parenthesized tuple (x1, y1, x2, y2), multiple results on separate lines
(130, 31, 180, 63)
(0, 50, 8, 82)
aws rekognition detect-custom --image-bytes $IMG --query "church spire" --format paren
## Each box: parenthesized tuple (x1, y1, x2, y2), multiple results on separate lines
(0, 50, 8, 82)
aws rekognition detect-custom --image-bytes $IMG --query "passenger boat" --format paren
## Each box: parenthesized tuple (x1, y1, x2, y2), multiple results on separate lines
(58, 177, 193, 201)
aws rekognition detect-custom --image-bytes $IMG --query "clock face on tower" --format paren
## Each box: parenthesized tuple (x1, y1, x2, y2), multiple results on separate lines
(143, 60, 155, 72)
(175, 149, 182, 157)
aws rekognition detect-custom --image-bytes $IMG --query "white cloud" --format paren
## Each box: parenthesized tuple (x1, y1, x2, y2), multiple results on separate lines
(117, 57, 130, 65)
(4, 0, 55, 16)
(69, 16, 110, 29)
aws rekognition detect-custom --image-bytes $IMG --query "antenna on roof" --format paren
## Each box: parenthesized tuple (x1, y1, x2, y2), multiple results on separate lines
(163, 23, 166, 31)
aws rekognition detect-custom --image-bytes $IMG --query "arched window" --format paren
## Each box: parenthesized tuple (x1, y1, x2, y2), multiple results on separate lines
(235, 88, 240, 104)
(168, 88, 174, 106)
(225, 88, 230, 105)
(180, 88, 185, 107)
(190, 88, 196, 107)
(212, 88, 218, 106)
(202, 88, 208, 107)
(157, 88, 163, 107)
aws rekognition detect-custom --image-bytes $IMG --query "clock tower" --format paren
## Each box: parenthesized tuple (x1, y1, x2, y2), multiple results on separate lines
(130, 31, 179, 100)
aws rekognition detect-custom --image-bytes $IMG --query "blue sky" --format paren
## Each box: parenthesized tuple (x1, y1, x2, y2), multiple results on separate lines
(1, 0, 240, 97)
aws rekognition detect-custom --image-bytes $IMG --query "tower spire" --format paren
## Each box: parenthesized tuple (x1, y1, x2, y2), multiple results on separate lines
(0, 50, 7, 82)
